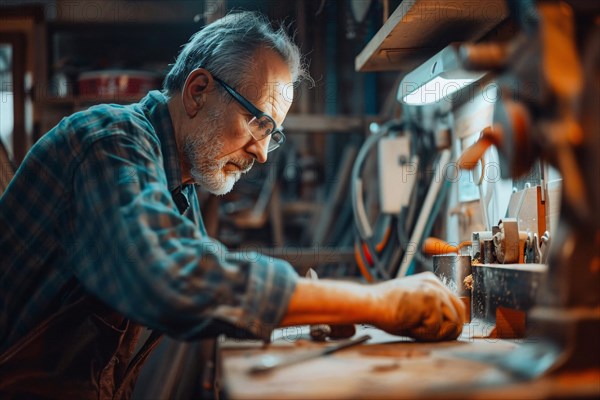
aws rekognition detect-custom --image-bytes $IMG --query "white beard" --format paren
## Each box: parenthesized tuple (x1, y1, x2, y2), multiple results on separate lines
(183, 110, 254, 195)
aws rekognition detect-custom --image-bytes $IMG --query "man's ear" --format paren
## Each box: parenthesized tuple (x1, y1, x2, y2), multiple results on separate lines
(182, 68, 214, 117)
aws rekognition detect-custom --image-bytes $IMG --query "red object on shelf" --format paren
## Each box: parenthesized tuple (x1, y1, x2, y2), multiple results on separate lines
(78, 70, 160, 98)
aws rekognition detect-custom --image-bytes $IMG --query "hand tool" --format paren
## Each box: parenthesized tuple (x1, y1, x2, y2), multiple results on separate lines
(248, 334, 371, 375)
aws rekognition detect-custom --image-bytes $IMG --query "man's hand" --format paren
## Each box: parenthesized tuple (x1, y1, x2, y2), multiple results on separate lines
(372, 272, 465, 341)
(281, 271, 465, 342)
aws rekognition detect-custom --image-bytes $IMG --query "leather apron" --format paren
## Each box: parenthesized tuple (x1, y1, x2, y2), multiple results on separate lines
(0, 187, 193, 399)
(0, 295, 162, 400)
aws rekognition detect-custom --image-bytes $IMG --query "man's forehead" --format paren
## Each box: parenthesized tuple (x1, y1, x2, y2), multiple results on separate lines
(236, 80, 294, 104)
(238, 47, 293, 102)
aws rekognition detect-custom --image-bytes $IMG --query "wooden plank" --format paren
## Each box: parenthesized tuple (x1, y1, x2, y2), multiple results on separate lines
(311, 145, 358, 245)
(238, 246, 355, 276)
(219, 326, 517, 400)
(283, 114, 379, 133)
(50, 0, 205, 23)
(355, 0, 509, 72)
(218, 326, 600, 399)
(269, 183, 284, 247)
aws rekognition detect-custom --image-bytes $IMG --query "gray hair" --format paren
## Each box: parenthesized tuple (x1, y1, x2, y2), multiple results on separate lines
(163, 11, 311, 96)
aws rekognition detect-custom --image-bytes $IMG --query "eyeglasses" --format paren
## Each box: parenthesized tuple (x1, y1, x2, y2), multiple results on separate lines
(212, 75, 285, 153)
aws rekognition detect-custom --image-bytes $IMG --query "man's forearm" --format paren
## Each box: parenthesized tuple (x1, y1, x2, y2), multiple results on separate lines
(279, 278, 379, 326)
(278, 272, 466, 342)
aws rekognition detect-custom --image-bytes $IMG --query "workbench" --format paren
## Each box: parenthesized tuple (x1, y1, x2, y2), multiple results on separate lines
(217, 324, 600, 399)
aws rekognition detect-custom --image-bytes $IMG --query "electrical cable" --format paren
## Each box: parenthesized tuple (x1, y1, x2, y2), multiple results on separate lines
(395, 149, 452, 278)
(387, 210, 408, 278)
(416, 178, 452, 272)
(354, 239, 374, 282)
(375, 226, 392, 253)
(351, 120, 406, 281)
(351, 120, 405, 240)
(362, 226, 391, 280)
(351, 118, 450, 280)
(353, 220, 391, 281)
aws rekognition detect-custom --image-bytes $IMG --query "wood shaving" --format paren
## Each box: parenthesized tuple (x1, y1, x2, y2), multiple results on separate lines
(463, 274, 474, 290)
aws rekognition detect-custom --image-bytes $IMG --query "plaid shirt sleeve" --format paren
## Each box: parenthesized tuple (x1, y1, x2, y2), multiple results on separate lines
(70, 129, 297, 341)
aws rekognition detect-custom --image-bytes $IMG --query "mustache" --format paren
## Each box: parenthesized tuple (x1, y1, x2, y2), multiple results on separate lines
(228, 158, 255, 173)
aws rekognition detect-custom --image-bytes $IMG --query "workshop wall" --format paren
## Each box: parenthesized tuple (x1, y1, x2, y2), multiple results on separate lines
(0, 0, 401, 276)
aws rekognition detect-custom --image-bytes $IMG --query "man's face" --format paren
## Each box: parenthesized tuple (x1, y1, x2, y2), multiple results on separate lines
(183, 49, 294, 195)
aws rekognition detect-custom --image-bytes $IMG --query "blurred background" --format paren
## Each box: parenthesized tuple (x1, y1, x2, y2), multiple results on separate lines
(0, 0, 409, 280)
(2, 1, 599, 399)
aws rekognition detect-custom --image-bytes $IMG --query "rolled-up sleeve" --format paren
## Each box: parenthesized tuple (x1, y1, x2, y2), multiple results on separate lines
(68, 132, 297, 341)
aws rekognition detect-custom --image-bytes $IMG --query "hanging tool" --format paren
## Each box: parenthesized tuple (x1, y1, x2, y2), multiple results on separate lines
(457, 126, 500, 231)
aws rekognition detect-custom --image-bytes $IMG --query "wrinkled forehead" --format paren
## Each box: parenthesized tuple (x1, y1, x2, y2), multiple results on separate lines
(233, 48, 294, 122)
(235, 79, 294, 107)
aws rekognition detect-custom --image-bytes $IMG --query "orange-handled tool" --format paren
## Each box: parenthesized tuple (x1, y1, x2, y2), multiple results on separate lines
(457, 127, 501, 170)
(422, 237, 471, 255)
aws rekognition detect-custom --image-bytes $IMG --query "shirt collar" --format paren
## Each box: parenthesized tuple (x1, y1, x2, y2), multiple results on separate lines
(139, 90, 183, 192)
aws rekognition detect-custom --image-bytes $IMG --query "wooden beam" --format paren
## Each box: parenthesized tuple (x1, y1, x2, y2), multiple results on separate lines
(238, 246, 355, 276)
(283, 114, 379, 133)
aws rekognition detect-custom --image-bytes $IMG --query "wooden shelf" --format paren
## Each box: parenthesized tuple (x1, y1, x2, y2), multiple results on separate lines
(355, 0, 509, 72)
(283, 114, 380, 133)
(46, 1, 203, 24)
(39, 95, 143, 107)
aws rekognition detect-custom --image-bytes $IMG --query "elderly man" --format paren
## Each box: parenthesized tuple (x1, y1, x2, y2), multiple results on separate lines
(0, 11, 464, 399)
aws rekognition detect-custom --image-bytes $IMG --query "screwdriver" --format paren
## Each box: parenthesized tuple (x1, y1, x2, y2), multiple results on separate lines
(248, 334, 371, 374)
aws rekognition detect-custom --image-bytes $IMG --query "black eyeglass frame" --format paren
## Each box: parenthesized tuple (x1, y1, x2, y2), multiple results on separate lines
(211, 75, 286, 152)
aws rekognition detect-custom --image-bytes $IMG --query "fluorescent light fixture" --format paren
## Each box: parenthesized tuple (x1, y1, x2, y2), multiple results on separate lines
(398, 43, 486, 106)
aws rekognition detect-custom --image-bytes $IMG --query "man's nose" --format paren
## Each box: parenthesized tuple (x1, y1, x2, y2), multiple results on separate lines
(246, 137, 269, 164)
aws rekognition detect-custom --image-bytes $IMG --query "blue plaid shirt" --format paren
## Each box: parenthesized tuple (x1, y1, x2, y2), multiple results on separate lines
(0, 90, 297, 352)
